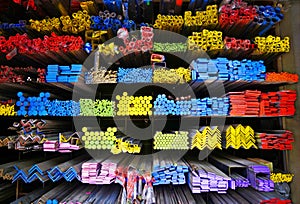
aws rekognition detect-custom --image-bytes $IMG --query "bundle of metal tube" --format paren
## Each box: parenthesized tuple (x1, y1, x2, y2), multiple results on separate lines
(255, 35, 290, 53)
(154, 94, 229, 116)
(117, 67, 152, 83)
(188, 29, 224, 51)
(45, 64, 82, 83)
(115, 92, 153, 116)
(184, 158, 234, 193)
(191, 57, 266, 81)
(117, 26, 153, 55)
(13, 155, 70, 183)
(153, 67, 191, 84)
(223, 124, 257, 149)
(79, 99, 115, 116)
(216, 153, 274, 192)
(0, 102, 17, 116)
(270, 173, 294, 183)
(0, 33, 84, 58)
(153, 14, 184, 32)
(153, 131, 189, 150)
(0, 65, 46, 83)
(0, 20, 27, 35)
(81, 158, 117, 184)
(255, 130, 294, 150)
(184, 5, 218, 31)
(152, 158, 188, 185)
(190, 126, 222, 150)
(111, 136, 142, 154)
(224, 37, 256, 51)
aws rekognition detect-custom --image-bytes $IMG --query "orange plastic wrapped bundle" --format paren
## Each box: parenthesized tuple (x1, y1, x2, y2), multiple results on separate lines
(266, 72, 298, 83)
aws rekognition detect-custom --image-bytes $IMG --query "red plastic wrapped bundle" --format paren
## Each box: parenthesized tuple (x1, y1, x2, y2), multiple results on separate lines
(0, 33, 84, 59)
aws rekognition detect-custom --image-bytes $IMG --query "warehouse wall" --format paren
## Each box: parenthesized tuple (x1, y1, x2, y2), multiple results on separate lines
(279, 1, 300, 202)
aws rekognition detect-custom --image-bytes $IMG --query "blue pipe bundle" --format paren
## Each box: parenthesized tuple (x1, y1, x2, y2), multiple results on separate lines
(45, 100, 80, 116)
(46, 64, 82, 83)
(191, 58, 266, 81)
(117, 67, 152, 83)
(255, 6, 284, 36)
(0, 20, 26, 30)
(154, 94, 229, 116)
(16, 92, 50, 116)
(90, 16, 136, 33)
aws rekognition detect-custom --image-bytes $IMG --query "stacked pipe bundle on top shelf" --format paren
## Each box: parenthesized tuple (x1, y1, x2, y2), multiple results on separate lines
(184, 5, 218, 33)
(115, 92, 153, 116)
(255, 130, 294, 150)
(223, 125, 257, 149)
(191, 57, 266, 81)
(190, 126, 222, 150)
(184, 158, 234, 193)
(153, 131, 189, 150)
(153, 94, 229, 116)
(153, 14, 184, 32)
(152, 158, 188, 185)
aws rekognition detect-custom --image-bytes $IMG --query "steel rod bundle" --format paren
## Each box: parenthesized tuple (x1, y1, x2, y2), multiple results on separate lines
(45, 64, 82, 83)
(116, 92, 153, 116)
(255, 130, 294, 150)
(219, 0, 257, 36)
(190, 126, 222, 150)
(184, 158, 234, 193)
(81, 126, 117, 150)
(188, 29, 224, 51)
(184, 5, 218, 30)
(153, 67, 191, 84)
(266, 72, 298, 83)
(13, 155, 70, 183)
(79, 99, 115, 116)
(117, 67, 152, 83)
(228, 90, 261, 116)
(85, 69, 117, 84)
(153, 14, 184, 32)
(152, 158, 188, 185)
(153, 131, 189, 150)
(223, 124, 257, 149)
(152, 42, 187, 52)
(254, 36, 290, 53)
(208, 190, 251, 204)
(191, 57, 266, 81)
(81, 158, 117, 184)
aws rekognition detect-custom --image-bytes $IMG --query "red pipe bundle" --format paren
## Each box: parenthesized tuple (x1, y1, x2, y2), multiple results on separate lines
(260, 90, 296, 116)
(224, 37, 256, 50)
(219, 0, 257, 30)
(117, 26, 153, 55)
(228, 90, 261, 116)
(260, 198, 291, 204)
(13, 0, 37, 10)
(0, 33, 84, 59)
(0, 65, 46, 83)
(256, 130, 294, 150)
